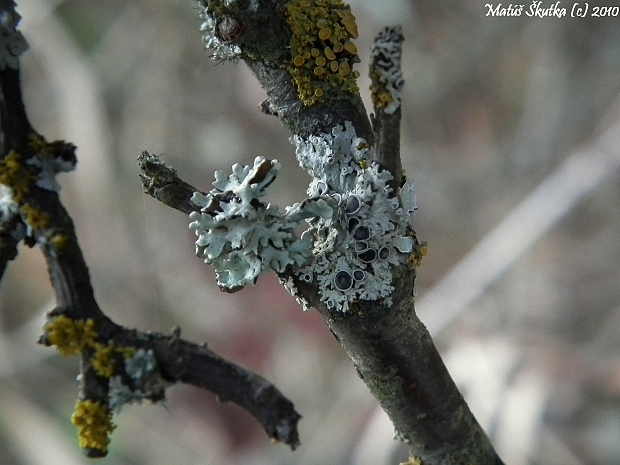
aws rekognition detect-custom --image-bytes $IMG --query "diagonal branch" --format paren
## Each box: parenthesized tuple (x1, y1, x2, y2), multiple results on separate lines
(182, 2, 504, 464)
(0, 1, 300, 457)
(138, 151, 206, 215)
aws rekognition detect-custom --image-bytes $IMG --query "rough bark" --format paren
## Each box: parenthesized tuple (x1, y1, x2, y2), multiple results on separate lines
(0, 1, 300, 457)
(139, 1, 506, 463)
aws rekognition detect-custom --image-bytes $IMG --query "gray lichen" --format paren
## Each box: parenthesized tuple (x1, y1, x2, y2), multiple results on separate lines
(289, 122, 415, 311)
(189, 122, 416, 311)
(189, 156, 317, 292)
(369, 26, 405, 115)
(26, 154, 75, 192)
(108, 349, 164, 413)
(0, 6, 28, 70)
(197, 3, 242, 61)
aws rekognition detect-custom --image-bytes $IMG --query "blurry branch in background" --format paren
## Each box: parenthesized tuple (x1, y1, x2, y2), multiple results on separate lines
(419, 115, 620, 336)
(0, 0, 300, 458)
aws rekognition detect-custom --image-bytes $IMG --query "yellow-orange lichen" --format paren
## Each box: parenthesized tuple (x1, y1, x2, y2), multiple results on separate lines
(22, 203, 50, 231)
(92, 344, 117, 378)
(28, 133, 53, 159)
(0, 151, 35, 203)
(46, 315, 136, 378)
(50, 233, 69, 251)
(45, 316, 98, 356)
(408, 241, 428, 269)
(71, 400, 115, 453)
(318, 27, 331, 40)
(285, 0, 361, 105)
(343, 40, 357, 54)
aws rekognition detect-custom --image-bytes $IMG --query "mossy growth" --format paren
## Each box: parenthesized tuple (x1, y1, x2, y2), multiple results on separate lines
(370, 74, 394, 109)
(22, 203, 50, 231)
(285, 0, 361, 105)
(409, 241, 428, 269)
(45, 315, 98, 356)
(0, 151, 35, 203)
(49, 233, 69, 252)
(71, 400, 115, 454)
(45, 315, 136, 378)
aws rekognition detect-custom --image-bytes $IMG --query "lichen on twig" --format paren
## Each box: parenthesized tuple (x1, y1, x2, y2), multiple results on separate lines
(0, 1, 301, 457)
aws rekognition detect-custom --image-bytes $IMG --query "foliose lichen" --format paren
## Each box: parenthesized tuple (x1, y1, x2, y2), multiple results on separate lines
(189, 2, 418, 312)
(198, 8, 242, 61)
(190, 121, 417, 312)
(369, 26, 405, 114)
(279, 274, 312, 311)
(109, 349, 162, 413)
(189, 156, 318, 292)
(284, 0, 361, 105)
(290, 121, 416, 311)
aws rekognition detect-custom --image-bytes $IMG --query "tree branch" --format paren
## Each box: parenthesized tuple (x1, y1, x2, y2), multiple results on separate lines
(137, 151, 205, 215)
(370, 26, 405, 192)
(160, 1, 505, 464)
(0, 1, 300, 456)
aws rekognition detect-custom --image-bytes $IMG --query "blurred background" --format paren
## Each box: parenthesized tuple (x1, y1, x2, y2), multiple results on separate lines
(1, 0, 619, 463)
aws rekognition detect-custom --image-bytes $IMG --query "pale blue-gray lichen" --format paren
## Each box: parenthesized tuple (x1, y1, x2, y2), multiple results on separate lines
(108, 349, 162, 413)
(26, 155, 75, 192)
(369, 26, 405, 114)
(290, 122, 414, 311)
(197, 0, 258, 62)
(200, 16, 241, 61)
(125, 349, 157, 381)
(189, 123, 415, 311)
(0, 183, 25, 242)
(189, 156, 319, 292)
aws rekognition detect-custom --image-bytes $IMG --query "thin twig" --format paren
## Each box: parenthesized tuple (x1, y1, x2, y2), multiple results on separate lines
(0, 2, 300, 456)
(370, 26, 405, 192)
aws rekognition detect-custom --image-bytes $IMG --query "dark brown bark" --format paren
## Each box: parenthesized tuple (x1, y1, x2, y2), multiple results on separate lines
(192, 2, 505, 463)
(0, 1, 300, 456)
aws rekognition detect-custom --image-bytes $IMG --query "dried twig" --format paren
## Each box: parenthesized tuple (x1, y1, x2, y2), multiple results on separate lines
(0, 1, 300, 456)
